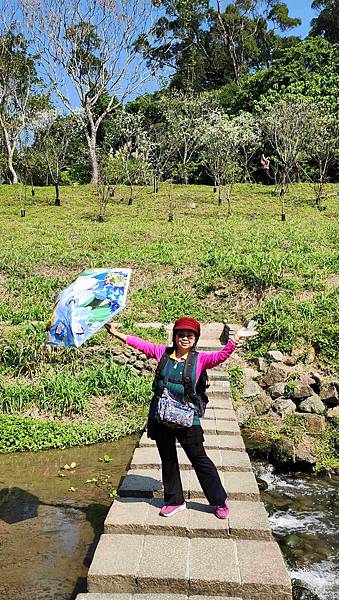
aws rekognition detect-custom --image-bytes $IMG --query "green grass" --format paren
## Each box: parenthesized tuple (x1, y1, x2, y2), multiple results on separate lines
(1, 181, 338, 450)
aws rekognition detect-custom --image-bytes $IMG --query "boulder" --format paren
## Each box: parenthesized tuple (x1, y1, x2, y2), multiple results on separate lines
(299, 395, 326, 415)
(243, 366, 260, 379)
(327, 406, 339, 419)
(254, 357, 268, 372)
(113, 354, 128, 365)
(252, 394, 272, 415)
(320, 385, 339, 408)
(291, 383, 314, 399)
(270, 438, 295, 468)
(298, 414, 326, 434)
(243, 378, 263, 398)
(292, 578, 321, 600)
(236, 404, 254, 425)
(267, 350, 285, 362)
(261, 362, 289, 387)
(133, 360, 145, 370)
(305, 346, 316, 364)
(300, 374, 317, 387)
(268, 382, 286, 399)
(295, 440, 317, 470)
(272, 398, 296, 417)
(308, 371, 322, 394)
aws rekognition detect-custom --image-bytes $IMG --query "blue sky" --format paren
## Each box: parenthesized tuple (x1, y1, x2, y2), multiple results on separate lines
(284, 0, 317, 38)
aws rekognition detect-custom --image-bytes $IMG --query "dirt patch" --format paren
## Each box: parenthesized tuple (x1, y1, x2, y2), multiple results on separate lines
(326, 274, 339, 289)
(0, 273, 5, 293)
(294, 290, 316, 302)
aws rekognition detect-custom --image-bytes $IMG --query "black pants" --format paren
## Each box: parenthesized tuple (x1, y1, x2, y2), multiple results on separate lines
(154, 423, 227, 506)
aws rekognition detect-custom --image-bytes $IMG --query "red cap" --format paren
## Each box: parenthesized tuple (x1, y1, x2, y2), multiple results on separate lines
(173, 317, 201, 338)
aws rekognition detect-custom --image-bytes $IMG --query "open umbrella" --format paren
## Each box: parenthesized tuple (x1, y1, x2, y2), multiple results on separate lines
(46, 268, 132, 348)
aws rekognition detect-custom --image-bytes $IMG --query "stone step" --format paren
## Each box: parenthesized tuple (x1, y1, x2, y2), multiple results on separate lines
(200, 419, 241, 435)
(87, 534, 292, 599)
(207, 370, 228, 381)
(208, 396, 234, 409)
(76, 595, 243, 600)
(208, 382, 230, 393)
(204, 408, 237, 421)
(139, 432, 245, 452)
(104, 498, 271, 541)
(130, 447, 251, 472)
(119, 469, 260, 501)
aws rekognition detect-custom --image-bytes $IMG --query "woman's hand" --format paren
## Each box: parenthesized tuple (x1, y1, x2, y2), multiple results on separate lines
(233, 327, 258, 343)
(105, 323, 127, 342)
(105, 323, 119, 336)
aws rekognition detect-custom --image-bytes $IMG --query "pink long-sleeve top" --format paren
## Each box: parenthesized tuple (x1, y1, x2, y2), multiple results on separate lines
(125, 336, 237, 379)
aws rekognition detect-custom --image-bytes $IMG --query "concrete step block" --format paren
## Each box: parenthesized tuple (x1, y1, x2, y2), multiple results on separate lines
(76, 596, 242, 600)
(105, 498, 270, 541)
(189, 537, 240, 595)
(88, 535, 290, 600)
(210, 408, 238, 421)
(119, 468, 259, 502)
(220, 450, 252, 472)
(223, 472, 260, 501)
(208, 397, 234, 409)
(138, 432, 245, 452)
(201, 419, 241, 436)
(236, 539, 292, 600)
(130, 447, 222, 470)
(137, 534, 190, 593)
(119, 468, 164, 498)
(87, 534, 144, 593)
(207, 371, 228, 381)
(228, 501, 271, 540)
(208, 383, 230, 394)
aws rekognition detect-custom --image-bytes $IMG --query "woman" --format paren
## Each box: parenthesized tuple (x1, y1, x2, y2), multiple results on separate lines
(105, 317, 256, 519)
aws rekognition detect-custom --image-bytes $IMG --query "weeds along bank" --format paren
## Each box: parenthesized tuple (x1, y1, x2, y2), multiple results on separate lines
(0, 183, 338, 454)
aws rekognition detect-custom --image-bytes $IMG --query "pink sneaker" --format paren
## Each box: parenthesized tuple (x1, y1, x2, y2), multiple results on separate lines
(159, 502, 186, 517)
(215, 500, 230, 519)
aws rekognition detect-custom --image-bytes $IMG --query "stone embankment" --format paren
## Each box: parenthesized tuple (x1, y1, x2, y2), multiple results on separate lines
(76, 324, 292, 600)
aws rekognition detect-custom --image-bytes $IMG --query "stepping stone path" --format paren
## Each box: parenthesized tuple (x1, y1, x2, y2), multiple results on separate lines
(77, 324, 292, 600)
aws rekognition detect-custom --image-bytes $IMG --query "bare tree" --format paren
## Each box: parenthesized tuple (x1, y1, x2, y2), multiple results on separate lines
(0, 7, 45, 184)
(200, 110, 242, 215)
(21, 0, 157, 184)
(304, 106, 339, 209)
(263, 99, 312, 220)
(159, 91, 214, 184)
(33, 110, 81, 205)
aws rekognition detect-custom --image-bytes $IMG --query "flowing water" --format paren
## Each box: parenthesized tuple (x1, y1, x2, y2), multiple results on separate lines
(0, 435, 138, 600)
(253, 461, 339, 600)
(0, 439, 338, 600)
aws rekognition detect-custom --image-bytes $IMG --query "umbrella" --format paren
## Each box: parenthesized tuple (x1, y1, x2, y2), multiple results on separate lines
(46, 268, 132, 348)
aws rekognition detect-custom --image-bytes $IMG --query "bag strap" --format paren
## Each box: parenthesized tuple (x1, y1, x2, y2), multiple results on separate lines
(153, 347, 173, 390)
(183, 349, 199, 398)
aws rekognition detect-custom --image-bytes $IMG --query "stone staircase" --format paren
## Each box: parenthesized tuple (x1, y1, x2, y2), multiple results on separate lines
(76, 328, 292, 600)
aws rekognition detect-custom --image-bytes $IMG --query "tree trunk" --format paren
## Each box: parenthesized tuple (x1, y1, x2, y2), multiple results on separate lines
(218, 184, 222, 206)
(128, 183, 133, 205)
(89, 138, 99, 185)
(8, 148, 18, 184)
(55, 183, 60, 206)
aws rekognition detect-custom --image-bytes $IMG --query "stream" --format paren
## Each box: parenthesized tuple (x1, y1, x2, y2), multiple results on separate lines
(0, 440, 338, 600)
(0, 435, 138, 600)
(254, 461, 338, 600)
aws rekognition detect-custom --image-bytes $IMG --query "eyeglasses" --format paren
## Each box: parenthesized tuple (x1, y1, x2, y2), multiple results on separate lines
(176, 332, 196, 340)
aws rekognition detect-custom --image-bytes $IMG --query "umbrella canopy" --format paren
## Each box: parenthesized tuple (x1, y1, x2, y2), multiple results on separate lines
(46, 268, 132, 348)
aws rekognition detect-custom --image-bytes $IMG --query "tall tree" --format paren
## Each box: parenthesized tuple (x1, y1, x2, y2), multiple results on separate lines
(310, 0, 339, 43)
(22, 0, 157, 184)
(0, 26, 45, 183)
(141, 1, 301, 89)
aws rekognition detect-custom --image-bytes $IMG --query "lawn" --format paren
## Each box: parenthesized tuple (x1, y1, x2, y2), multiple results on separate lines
(0, 182, 338, 450)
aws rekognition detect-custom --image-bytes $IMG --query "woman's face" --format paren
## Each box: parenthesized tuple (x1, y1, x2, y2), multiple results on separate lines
(175, 329, 196, 353)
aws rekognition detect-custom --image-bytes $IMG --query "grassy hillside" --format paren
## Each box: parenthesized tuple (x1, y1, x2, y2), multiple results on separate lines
(0, 182, 338, 451)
